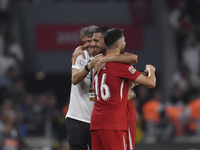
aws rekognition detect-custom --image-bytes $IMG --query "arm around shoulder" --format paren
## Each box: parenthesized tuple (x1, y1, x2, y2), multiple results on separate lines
(105, 53, 138, 64)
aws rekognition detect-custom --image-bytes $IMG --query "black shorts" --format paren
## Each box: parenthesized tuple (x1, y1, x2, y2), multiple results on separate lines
(66, 117, 92, 150)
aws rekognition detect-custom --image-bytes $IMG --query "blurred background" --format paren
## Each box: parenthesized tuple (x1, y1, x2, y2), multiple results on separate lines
(0, 0, 200, 150)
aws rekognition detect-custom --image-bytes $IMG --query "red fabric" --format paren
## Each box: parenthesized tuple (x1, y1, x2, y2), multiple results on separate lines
(127, 100, 136, 149)
(127, 100, 137, 121)
(91, 62, 141, 131)
(127, 120, 136, 150)
(91, 130, 127, 150)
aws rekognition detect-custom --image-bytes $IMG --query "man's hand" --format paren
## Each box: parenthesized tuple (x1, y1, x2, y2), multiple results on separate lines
(71, 46, 85, 65)
(94, 56, 108, 75)
(144, 64, 156, 76)
(88, 54, 103, 70)
(128, 88, 136, 100)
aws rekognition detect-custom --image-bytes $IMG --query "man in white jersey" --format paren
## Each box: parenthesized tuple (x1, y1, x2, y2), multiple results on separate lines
(66, 25, 102, 150)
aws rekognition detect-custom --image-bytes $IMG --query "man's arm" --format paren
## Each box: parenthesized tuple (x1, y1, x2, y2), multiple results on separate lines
(107, 53, 138, 64)
(71, 46, 85, 65)
(72, 54, 103, 85)
(134, 64, 156, 88)
(94, 53, 138, 74)
(72, 68, 90, 85)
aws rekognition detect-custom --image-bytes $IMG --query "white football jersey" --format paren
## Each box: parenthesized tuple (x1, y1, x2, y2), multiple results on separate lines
(66, 50, 94, 123)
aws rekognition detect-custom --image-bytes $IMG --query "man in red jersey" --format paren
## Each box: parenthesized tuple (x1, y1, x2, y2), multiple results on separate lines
(91, 28, 156, 150)
(127, 86, 137, 150)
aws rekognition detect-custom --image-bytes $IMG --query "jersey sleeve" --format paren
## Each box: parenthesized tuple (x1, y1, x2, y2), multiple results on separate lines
(72, 50, 89, 70)
(114, 63, 141, 82)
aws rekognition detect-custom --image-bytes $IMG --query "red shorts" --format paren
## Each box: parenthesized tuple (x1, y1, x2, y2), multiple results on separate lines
(91, 130, 127, 150)
(127, 120, 136, 150)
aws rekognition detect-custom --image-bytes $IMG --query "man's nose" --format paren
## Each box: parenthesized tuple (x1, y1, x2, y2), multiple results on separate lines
(91, 41, 95, 46)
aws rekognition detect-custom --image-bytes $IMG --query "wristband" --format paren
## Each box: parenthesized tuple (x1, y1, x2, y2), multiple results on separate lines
(85, 64, 91, 72)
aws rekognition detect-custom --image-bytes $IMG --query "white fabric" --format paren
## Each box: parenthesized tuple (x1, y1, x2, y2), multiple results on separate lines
(182, 44, 200, 86)
(9, 43, 24, 62)
(172, 71, 187, 91)
(128, 126, 133, 149)
(183, 44, 200, 75)
(169, 10, 180, 29)
(66, 50, 94, 123)
(0, 55, 17, 76)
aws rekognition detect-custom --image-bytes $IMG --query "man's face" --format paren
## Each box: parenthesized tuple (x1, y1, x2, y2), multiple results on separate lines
(91, 33, 107, 54)
(82, 36, 97, 56)
(119, 36, 126, 54)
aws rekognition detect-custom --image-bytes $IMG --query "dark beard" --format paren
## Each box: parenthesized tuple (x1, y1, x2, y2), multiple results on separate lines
(96, 47, 106, 55)
(120, 49, 125, 54)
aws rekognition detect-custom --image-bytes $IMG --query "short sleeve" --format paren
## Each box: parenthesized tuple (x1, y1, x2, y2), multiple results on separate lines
(114, 63, 141, 82)
(72, 50, 89, 71)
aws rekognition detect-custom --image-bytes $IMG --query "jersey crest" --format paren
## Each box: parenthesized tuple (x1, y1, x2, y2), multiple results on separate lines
(77, 60, 84, 66)
(128, 66, 136, 74)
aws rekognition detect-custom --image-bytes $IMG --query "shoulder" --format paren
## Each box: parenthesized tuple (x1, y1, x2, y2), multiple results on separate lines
(83, 50, 90, 62)
(106, 62, 131, 69)
(76, 50, 88, 61)
(73, 50, 88, 68)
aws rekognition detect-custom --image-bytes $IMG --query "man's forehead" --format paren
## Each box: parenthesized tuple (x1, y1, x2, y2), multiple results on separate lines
(93, 33, 103, 39)
(83, 36, 92, 40)
(83, 36, 92, 42)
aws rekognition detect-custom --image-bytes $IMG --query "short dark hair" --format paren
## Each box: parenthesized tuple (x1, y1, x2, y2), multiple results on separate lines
(94, 26, 111, 35)
(80, 25, 98, 40)
(104, 28, 124, 48)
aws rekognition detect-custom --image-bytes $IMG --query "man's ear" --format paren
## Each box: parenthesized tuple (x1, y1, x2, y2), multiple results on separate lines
(116, 42, 120, 48)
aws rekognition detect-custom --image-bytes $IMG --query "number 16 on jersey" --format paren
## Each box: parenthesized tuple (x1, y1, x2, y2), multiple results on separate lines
(94, 74, 111, 101)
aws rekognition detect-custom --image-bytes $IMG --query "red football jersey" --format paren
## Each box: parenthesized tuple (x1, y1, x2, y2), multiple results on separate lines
(127, 100, 137, 121)
(91, 62, 141, 131)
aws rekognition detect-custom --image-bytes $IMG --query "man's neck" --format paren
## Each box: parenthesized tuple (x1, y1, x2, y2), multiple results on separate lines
(106, 48, 119, 56)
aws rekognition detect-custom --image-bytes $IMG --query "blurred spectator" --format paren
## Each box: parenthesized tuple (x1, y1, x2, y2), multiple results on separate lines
(169, 0, 192, 61)
(0, 47, 20, 95)
(42, 91, 65, 142)
(180, 91, 200, 136)
(5, 33, 24, 66)
(186, 97, 200, 136)
(142, 89, 163, 142)
(0, 45, 19, 77)
(20, 94, 39, 136)
(165, 95, 186, 137)
(171, 61, 195, 104)
(0, 99, 19, 150)
(10, 78, 26, 105)
(182, 35, 200, 88)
